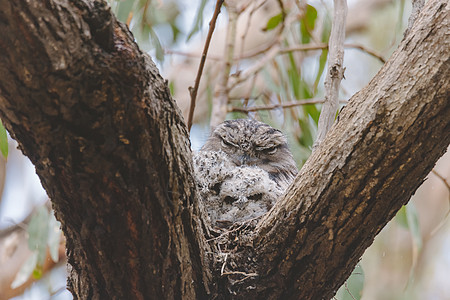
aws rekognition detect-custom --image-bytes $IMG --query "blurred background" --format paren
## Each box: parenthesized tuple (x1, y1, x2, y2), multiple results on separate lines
(0, 0, 448, 299)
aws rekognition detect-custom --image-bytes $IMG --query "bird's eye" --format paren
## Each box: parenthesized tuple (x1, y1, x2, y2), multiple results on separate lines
(264, 147, 278, 155)
(221, 139, 233, 148)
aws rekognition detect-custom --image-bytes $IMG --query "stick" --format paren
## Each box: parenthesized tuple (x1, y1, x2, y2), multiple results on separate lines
(314, 0, 348, 148)
(210, 1, 239, 128)
(187, 0, 224, 132)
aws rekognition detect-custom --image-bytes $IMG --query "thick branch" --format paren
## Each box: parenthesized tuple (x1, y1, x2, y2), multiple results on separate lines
(0, 0, 448, 299)
(0, 0, 210, 298)
(251, 0, 449, 298)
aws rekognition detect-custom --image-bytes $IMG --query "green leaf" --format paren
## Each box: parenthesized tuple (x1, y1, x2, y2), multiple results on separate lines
(28, 206, 50, 265)
(187, 0, 208, 41)
(287, 52, 301, 99)
(11, 252, 38, 289)
(314, 49, 328, 91)
(300, 4, 318, 44)
(304, 104, 320, 125)
(111, 0, 135, 23)
(170, 23, 181, 43)
(336, 264, 365, 300)
(32, 263, 43, 280)
(321, 13, 332, 43)
(47, 212, 61, 263)
(298, 118, 314, 148)
(265, 13, 283, 31)
(402, 202, 422, 288)
(396, 205, 408, 228)
(0, 120, 8, 159)
(168, 81, 175, 96)
(406, 202, 422, 250)
(148, 26, 164, 63)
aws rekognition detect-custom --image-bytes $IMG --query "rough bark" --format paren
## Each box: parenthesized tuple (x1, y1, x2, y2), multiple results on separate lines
(0, 0, 448, 300)
(0, 1, 211, 299)
(251, 0, 449, 298)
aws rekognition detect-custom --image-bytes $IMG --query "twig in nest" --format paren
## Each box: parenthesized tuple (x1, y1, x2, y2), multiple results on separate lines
(221, 271, 258, 277)
(187, 0, 224, 131)
(206, 216, 260, 242)
(220, 253, 229, 276)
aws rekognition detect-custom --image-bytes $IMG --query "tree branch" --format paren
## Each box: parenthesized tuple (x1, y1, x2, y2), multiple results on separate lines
(188, 0, 224, 131)
(315, 0, 348, 147)
(250, 0, 449, 298)
(0, 0, 448, 299)
(229, 98, 348, 113)
(210, 0, 239, 128)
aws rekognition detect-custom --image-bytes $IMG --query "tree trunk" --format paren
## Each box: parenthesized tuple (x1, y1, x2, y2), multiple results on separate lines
(0, 0, 448, 299)
(0, 1, 211, 298)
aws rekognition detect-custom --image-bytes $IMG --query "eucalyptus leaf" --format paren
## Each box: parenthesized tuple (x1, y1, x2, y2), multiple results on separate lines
(336, 264, 365, 300)
(32, 263, 44, 280)
(396, 205, 408, 228)
(298, 118, 313, 148)
(406, 202, 422, 250)
(300, 4, 318, 44)
(187, 0, 208, 41)
(47, 212, 62, 262)
(28, 206, 50, 265)
(304, 104, 320, 125)
(265, 13, 283, 31)
(149, 27, 165, 63)
(0, 120, 8, 159)
(314, 49, 328, 91)
(11, 252, 38, 289)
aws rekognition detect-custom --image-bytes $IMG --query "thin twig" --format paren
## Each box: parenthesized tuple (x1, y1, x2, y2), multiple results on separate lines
(429, 169, 450, 236)
(236, 1, 257, 71)
(221, 271, 258, 277)
(281, 43, 385, 63)
(279, 43, 328, 53)
(345, 43, 386, 63)
(167, 43, 385, 64)
(314, 0, 348, 148)
(344, 281, 357, 300)
(220, 253, 229, 276)
(187, 0, 224, 131)
(206, 216, 260, 242)
(229, 44, 281, 91)
(431, 169, 450, 191)
(210, 1, 239, 128)
(165, 49, 223, 61)
(230, 98, 348, 113)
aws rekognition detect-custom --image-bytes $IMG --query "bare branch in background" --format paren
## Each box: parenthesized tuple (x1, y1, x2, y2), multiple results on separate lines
(169, 42, 385, 65)
(344, 43, 386, 63)
(210, 1, 239, 128)
(187, 0, 225, 131)
(230, 98, 348, 113)
(431, 169, 450, 192)
(314, 0, 348, 148)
